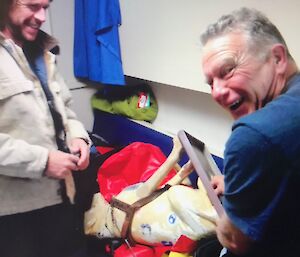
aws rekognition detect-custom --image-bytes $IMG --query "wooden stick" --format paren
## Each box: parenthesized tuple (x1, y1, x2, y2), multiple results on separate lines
(65, 172, 75, 204)
(136, 136, 183, 198)
(167, 160, 194, 186)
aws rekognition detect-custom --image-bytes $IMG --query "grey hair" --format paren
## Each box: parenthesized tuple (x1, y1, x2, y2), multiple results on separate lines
(200, 7, 292, 59)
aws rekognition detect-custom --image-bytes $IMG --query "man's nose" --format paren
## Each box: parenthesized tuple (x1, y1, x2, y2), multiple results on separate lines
(34, 8, 46, 23)
(211, 79, 229, 104)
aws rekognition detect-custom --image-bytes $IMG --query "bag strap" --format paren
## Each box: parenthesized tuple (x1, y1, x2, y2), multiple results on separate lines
(110, 184, 171, 245)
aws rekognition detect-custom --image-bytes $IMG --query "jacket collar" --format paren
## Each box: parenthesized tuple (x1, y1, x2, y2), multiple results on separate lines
(0, 30, 60, 54)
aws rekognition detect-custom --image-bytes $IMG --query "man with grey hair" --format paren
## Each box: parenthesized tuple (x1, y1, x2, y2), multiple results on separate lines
(200, 7, 300, 257)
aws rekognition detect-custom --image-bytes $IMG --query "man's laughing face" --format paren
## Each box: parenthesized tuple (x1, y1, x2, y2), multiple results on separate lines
(6, 0, 49, 46)
(202, 32, 277, 119)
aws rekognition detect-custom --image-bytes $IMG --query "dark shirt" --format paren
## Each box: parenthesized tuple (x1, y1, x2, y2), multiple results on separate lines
(223, 74, 300, 256)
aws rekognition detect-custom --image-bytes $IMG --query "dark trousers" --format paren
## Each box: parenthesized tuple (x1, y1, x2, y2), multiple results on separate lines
(0, 202, 87, 257)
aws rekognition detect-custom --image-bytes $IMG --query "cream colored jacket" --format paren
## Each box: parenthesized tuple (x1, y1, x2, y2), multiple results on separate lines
(0, 31, 90, 216)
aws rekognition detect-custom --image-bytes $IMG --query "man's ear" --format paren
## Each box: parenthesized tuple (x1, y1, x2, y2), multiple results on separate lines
(271, 44, 288, 74)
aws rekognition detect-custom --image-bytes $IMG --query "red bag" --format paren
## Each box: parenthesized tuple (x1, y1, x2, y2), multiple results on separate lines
(97, 142, 181, 257)
(113, 236, 197, 257)
(97, 142, 177, 202)
(114, 244, 171, 257)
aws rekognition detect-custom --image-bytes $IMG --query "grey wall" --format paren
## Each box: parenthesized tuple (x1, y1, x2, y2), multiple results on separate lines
(45, 1, 97, 132)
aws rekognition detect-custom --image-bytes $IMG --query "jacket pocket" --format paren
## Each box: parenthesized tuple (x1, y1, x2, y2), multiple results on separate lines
(0, 79, 34, 100)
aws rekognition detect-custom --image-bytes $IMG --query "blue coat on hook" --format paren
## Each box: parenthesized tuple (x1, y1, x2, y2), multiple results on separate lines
(74, 0, 125, 85)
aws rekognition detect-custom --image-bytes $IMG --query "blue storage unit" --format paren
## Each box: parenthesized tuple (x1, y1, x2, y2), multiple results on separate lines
(92, 109, 224, 185)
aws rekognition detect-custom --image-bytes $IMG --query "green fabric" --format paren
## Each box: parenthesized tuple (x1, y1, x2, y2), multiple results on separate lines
(91, 93, 158, 122)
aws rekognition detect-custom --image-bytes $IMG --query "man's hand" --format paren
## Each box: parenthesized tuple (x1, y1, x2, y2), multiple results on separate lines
(45, 150, 80, 179)
(45, 138, 89, 179)
(69, 138, 90, 170)
(211, 175, 225, 196)
(216, 213, 253, 255)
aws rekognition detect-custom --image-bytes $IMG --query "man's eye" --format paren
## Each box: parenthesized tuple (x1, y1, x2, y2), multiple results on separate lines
(26, 4, 48, 12)
(220, 66, 234, 78)
(206, 79, 213, 89)
(28, 4, 41, 11)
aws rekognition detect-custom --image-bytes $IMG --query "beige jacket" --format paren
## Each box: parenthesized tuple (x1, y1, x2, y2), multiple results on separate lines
(0, 31, 90, 216)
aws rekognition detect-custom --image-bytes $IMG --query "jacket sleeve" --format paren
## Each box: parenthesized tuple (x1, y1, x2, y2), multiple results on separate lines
(0, 133, 49, 178)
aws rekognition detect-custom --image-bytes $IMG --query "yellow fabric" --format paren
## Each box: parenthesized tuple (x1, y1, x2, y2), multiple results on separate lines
(162, 252, 192, 257)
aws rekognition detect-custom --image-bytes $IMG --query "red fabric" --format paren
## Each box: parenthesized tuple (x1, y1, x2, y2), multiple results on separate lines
(113, 238, 197, 257)
(96, 146, 115, 154)
(170, 235, 198, 253)
(114, 244, 155, 257)
(154, 246, 173, 257)
(114, 244, 171, 257)
(97, 142, 177, 202)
